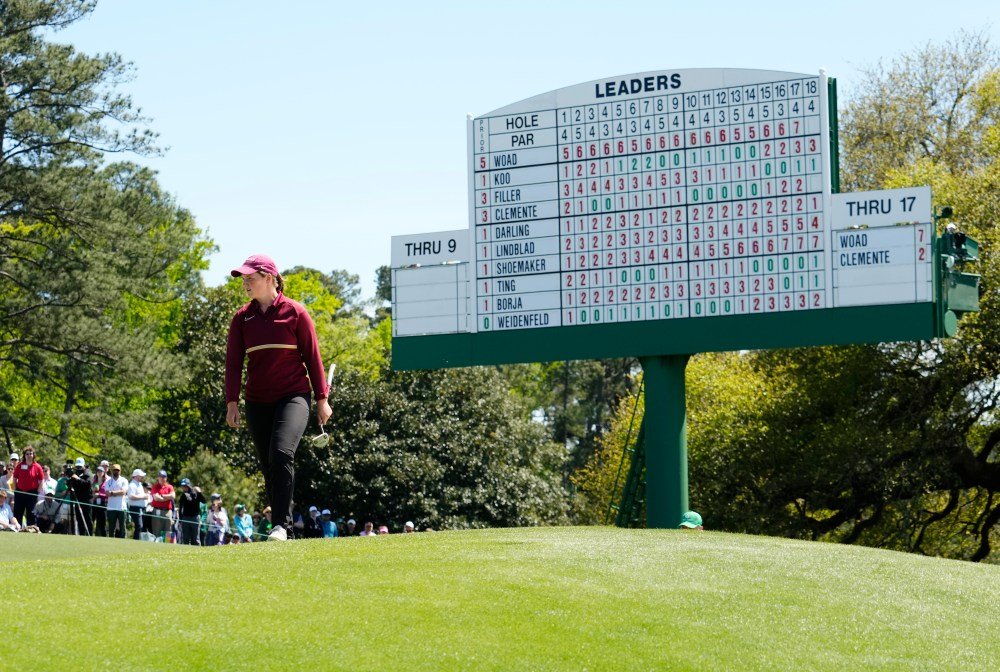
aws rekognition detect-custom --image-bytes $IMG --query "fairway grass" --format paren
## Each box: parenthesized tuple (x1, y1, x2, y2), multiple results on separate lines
(2, 528, 997, 671)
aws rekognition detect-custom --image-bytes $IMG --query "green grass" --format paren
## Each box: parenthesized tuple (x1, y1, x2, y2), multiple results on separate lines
(3, 528, 997, 671)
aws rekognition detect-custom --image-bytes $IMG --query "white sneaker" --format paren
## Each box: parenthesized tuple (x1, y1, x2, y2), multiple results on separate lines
(268, 526, 287, 541)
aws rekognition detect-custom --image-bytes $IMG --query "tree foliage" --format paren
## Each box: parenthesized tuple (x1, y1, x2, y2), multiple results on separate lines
(295, 367, 570, 530)
(179, 448, 262, 513)
(840, 30, 999, 190)
(503, 359, 638, 480)
(826, 31, 1000, 561)
(0, 1, 210, 460)
(570, 378, 644, 525)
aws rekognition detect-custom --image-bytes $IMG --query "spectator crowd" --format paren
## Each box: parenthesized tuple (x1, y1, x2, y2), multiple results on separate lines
(0, 447, 422, 544)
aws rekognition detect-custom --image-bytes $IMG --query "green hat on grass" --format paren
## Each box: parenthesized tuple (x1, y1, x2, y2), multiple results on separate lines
(679, 511, 703, 528)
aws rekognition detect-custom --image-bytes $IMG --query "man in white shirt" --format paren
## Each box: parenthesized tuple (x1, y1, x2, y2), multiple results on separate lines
(127, 469, 147, 540)
(104, 464, 129, 539)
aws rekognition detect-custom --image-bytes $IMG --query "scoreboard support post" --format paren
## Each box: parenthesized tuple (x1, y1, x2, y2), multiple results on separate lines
(640, 354, 690, 528)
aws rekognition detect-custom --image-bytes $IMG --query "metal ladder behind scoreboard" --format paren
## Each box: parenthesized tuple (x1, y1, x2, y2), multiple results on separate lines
(606, 380, 646, 528)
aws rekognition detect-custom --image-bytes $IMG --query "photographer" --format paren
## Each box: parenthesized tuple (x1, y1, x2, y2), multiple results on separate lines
(176, 479, 203, 545)
(66, 458, 94, 535)
(54, 465, 73, 533)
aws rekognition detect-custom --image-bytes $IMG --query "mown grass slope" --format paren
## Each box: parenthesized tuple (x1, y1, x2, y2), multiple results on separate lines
(3, 528, 997, 671)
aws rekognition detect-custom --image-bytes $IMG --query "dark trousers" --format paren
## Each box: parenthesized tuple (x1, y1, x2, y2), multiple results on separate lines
(245, 394, 310, 530)
(13, 491, 38, 526)
(128, 506, 145, 540)
(70, 498, 93, 536)
(180, 515, 201, 545)
(93, 502, 107, 537)
(107, 509, 127, 538)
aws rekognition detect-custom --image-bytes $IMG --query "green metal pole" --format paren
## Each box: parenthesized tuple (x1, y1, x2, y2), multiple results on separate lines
(639, 354, 689, 528)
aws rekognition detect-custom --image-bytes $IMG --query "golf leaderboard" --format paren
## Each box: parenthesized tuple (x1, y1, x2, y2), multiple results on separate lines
(472, 70, 827, 331)
(391, 68, 976, 370)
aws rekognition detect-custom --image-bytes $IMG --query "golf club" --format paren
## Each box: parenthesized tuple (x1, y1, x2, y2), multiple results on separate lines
(310, 363, 336, 448)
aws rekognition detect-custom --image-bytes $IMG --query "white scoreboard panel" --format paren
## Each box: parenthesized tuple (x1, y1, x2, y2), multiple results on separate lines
(392, 263, 470, 337)
(830, 186, 933, 307)
(469, 69, 833, 332)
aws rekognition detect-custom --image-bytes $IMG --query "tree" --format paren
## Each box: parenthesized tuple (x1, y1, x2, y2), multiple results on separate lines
(284, 265, 364, 317)
(504, 359, 638, 486)
(154, 281, 246, 474)
(822, 31, 1000, 561)
(295, 367, 570, 530)
(840, 30, 998, 190)
(179, 448, 262, 514)
(373, 264, 391, 324)
(0, 1, 210, 458)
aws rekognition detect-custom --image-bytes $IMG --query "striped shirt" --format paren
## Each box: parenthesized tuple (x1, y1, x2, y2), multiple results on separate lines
(225, 292, 329, 404)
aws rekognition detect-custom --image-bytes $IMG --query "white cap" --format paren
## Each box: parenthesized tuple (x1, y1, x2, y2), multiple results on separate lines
(9, 453, 18, 461)
(74, 457, 85, 467)
(404, 521, 414, 529)
(321, 509, 331, 515)
(100, 460, 110, 467)
(131, 469, 145, 478)
(308, 505, 318, 513)
(347, 518, 356, 525)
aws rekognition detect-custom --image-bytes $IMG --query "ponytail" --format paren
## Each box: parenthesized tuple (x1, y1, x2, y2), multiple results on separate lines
(275, 273, 284, 293)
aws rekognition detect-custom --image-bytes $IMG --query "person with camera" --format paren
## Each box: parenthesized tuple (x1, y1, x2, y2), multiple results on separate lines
(63, 457, 94, 535)
(176, 479, 204, 545)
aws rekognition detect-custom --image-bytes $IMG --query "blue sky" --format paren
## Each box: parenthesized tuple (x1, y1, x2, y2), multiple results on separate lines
(58, 1, 997, 299)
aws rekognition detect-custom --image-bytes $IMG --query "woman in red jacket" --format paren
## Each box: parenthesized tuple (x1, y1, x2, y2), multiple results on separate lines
(225, 254, 332, 540)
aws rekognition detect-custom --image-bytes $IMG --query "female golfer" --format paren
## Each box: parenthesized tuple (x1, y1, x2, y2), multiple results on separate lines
(225, 254, 332, 540)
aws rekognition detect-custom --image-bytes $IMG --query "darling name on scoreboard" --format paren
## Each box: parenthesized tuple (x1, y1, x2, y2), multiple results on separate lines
(470, 69, 830, 332)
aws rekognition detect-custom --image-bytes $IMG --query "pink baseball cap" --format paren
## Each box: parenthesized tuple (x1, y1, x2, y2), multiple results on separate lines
(231, 253, 279, 277)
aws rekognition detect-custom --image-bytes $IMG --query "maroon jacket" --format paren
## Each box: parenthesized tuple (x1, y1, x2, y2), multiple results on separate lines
(225, 292, 329, 404)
